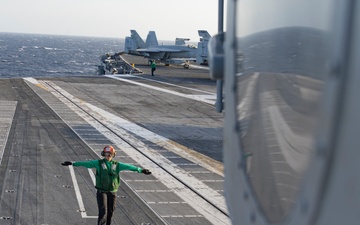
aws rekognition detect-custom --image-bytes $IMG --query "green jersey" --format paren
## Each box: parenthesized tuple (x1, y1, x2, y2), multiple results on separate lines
(151, 62, 156, 69)
(73, 159, 142, 192)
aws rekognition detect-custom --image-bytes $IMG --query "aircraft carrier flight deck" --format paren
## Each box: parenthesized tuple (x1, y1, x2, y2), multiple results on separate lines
(0, 55, 229, 225)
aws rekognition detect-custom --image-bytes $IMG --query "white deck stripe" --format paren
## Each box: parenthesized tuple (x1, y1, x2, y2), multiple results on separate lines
(69, 166, 97, 218)
(110, 74, 214, 95)
(105, 75, 216, 105)
(88, 169, 96, 185)
(0, 101, 17, 166)
(25, 79, 229, 224)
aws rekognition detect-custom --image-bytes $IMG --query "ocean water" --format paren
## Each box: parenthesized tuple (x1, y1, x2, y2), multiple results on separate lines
(0, 32, 124, 78)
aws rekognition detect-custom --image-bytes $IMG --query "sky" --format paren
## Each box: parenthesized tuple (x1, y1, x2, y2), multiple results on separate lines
(0, 0, 220, 41)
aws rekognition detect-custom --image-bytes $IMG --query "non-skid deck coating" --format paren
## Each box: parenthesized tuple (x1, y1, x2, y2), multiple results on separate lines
(0, 61, 228, 225)
(0, 101, 17, 166)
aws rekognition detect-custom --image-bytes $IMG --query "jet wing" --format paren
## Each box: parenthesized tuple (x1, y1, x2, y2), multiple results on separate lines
(136, 48, 183, 53)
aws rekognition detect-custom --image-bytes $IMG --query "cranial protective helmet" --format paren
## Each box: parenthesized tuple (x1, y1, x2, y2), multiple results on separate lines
(101, 145, 116, 156)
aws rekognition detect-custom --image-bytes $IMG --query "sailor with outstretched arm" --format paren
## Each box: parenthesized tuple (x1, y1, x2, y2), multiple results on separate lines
(61, 145, 151, 225)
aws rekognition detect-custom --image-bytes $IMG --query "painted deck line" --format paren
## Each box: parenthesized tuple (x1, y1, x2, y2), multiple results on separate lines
(24, 78, 229, 224)
(105, 75, 216, 105)
(83, 102, 224, 176)
(69, 166, 97, 219)
(45, 79, 225, 177)
(32, 79, 229, 224)
(110, 74, 214, 95)
(87, 169, 205, 219)
(0, 101, 17, 166)
(88, 169, 96, 185)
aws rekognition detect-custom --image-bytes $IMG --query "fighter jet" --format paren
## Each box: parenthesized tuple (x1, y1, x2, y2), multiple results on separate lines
(124, 30, 210, 66)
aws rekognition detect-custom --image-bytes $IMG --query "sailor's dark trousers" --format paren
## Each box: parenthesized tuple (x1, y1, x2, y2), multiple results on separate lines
(97, 191, 117, 225)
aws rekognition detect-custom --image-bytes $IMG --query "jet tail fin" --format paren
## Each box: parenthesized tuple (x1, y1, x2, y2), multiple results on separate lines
(145, 31, 158, 47)
(198, 30, 211, 41)
(125, 36, 136, 52)
(196, 30, 211, 65)
(130, 30, 146, 49)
